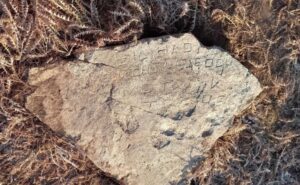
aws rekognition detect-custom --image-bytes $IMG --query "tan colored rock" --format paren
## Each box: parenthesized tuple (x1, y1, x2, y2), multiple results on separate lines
(26, 34, 262, 185)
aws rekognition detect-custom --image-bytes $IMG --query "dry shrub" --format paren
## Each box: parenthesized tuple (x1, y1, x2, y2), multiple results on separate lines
(0, 0, 198, 62)
(192, 0, 300, 184)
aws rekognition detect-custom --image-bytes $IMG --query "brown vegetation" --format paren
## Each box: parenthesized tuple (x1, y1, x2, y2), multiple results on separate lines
(193, 0, 300, 184)
(0, 0, 299, 184)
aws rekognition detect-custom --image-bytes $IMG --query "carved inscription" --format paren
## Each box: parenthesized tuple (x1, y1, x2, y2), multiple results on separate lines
(111, 42, 232, 79)
(109, 42, 230, 108)
(87, 36, 247, 114)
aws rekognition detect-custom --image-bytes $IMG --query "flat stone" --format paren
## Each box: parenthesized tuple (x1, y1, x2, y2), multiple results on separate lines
(26, 34, 262, 185)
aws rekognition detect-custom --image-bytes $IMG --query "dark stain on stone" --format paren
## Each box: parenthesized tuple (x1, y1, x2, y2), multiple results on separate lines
(185, 106, 196, 117)
(162, 130, 175, 136)
(153, 139, 170, 149)
(202, 129, 213, 137)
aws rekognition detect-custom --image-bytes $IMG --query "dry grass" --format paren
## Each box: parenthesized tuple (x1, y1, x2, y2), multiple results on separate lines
(0, 0, 197, 62)
(0, 0, 299, 184)
(192, 0, 300, 184)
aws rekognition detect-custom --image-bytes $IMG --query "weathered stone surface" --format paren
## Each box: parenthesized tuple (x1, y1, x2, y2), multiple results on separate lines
(26, 34, 262, 185)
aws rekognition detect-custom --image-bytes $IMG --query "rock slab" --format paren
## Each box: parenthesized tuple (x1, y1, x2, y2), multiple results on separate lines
(26, 34, 262, 185)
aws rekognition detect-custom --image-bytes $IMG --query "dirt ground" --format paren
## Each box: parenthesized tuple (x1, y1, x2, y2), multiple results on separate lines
(0, 0, 299, 185)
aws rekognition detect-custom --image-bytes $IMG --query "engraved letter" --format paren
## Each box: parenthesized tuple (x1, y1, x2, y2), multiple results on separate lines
(184, 43, 192, 53)
(202, 94, 212, 104)
(205, 59, 213, 67)
(211, 77, 219, 89)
